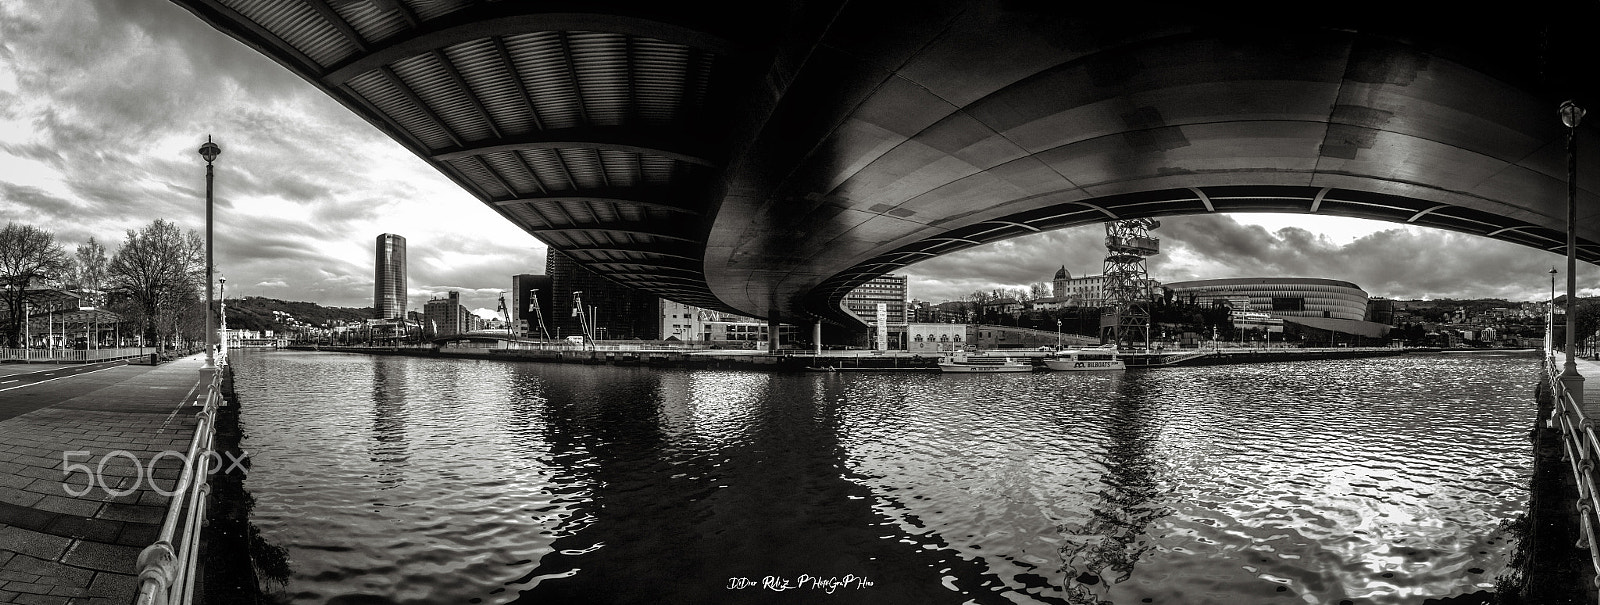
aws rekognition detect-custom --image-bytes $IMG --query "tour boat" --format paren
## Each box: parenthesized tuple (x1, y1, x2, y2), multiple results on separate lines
(937, 354, 1034, 373)
(1042, 347, 1126, 371)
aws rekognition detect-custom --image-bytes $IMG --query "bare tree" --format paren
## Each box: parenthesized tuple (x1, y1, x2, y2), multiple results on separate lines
(1028, 281, 1049, 300)
(0, 223, 70, 347)
(1576, 300, 1600, 357)
(108, 220, 204, 347)
(73, 237, 110, 295)
(71, 237, 111, 348)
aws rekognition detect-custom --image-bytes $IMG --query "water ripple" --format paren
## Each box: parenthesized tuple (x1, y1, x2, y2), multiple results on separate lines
(232, 350, 1534, 604)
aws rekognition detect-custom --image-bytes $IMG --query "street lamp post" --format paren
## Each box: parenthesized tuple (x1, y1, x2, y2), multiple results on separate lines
(1551, 266, 1558, 354)
(199, 136, 220, 370)
(1056, 318, 1062, 350)
(219, 275, 227, 364)
(1561, 100, 1586, 405)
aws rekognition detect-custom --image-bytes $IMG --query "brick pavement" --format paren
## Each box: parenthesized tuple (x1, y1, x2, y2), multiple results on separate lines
(0, 354, 208, 605)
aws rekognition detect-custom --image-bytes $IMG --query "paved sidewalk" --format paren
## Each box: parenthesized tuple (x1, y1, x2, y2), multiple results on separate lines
(0, 354, 208, 605)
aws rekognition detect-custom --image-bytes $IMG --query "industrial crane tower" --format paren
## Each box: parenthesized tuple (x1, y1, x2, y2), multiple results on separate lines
(1100, 218, 1161, 350)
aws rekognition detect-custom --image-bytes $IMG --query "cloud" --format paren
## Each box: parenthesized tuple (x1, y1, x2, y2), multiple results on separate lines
(0, 0, 547, 313)
(903, 214, 1593, 303)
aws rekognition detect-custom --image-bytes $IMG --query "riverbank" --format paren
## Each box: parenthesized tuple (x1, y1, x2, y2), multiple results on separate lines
(285, 344, 1412, 371)
(1512, 356, 1600, 604)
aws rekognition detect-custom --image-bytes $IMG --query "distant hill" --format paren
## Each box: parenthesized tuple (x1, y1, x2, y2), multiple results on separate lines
(226, 296, 372, 332)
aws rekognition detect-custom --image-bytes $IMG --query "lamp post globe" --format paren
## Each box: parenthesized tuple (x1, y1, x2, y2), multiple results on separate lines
(1562, 100, 1586, 129)
(199, 138, 220, 164)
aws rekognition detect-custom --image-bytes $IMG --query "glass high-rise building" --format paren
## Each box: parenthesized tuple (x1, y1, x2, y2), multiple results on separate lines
(511, 274, 554, 338)
(374, 233, 407, 319)
(546, 252, 661, 340)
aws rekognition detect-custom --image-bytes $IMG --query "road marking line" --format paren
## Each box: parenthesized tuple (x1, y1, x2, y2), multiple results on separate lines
(0, 380, 13, 384)
(0, 364, 124, 392)
(158, 379, 204, 434)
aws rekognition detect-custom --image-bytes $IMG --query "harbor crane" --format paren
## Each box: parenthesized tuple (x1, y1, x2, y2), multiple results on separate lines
(527, 288, 551, 340)
(1100, 218, 1160, 351)
(496, 291, 510, 333)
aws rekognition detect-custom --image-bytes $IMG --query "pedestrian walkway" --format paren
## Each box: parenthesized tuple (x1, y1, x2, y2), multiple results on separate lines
(0, 354, 208, 605)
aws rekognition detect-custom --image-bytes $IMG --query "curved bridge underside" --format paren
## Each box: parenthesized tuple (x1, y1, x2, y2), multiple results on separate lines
(171, 1, 1600, 330)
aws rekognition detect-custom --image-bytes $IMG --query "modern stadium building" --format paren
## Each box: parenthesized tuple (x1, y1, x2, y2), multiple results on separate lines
(1164, 277, 1390, 340)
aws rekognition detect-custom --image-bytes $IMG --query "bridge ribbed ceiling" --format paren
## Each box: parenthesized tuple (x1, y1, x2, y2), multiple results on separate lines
(177, 0, 738, 309)
(176, 1, 1600, 331)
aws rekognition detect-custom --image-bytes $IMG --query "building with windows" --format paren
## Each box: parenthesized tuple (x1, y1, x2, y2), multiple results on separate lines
(1165, 278, 1369, 320)
(1051, 266, 1112, 307)
(660, 299, 708, 342)
(844, 274, 907, 324)
(908, 323, 968, 353)
(659, 301, 790, 344)
(1231, 311, 1285, 334)
(511, 273, 554, 339)
(1050, 266, 1157, 308)
(374, 233, 407, 319)
(1165, 277, 1389, 339)
(702, 320, 798, 346)
(982, 298, 1024, 316)
(844, 274, 908, 348)
(1367, 297, 1396, 325)
(546, 252, 661, 340)
(423, 291, 476, 338)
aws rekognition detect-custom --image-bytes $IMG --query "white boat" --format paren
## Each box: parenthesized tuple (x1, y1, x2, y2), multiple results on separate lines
(937, 353, 1034, 373)
(1042, 348, 1126, 371)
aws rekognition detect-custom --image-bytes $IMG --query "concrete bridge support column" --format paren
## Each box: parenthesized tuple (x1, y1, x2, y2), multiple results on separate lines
(813, 321, 822, 355)
(768, 317, 780, 354)
(1562, 363, 1589, 421)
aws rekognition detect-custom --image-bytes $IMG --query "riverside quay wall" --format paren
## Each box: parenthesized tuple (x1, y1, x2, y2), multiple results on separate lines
(287, 345, 1409, 371)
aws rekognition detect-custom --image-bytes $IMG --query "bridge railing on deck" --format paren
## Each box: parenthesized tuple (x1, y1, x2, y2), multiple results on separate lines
(1543, 350, 1600, 594)
(133, 361, 224, 605)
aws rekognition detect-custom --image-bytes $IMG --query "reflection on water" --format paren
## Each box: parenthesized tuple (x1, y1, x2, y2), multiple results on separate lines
(230, 351, 1535, 604)
(370, 360, 408, 488)
(1057, 375, 1173, 604)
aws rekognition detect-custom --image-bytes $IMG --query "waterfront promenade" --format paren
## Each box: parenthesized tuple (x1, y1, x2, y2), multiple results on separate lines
(0, 354, 207, 604)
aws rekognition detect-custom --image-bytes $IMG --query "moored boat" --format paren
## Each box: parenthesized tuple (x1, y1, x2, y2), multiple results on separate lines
(938, 354, 1033, 373)
(1042, 347, 1126, 371)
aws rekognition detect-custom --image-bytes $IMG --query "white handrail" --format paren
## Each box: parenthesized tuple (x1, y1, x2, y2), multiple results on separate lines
(1543, 351, 1600, 601)
(132, 366, 222, 605)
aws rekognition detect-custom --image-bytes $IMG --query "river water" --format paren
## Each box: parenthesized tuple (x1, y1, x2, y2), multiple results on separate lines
(229, 350, 1537, 605)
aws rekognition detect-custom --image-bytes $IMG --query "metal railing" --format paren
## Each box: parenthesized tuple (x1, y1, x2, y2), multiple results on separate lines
(0, 347, 152, 363)
(1543, 350, 1600, 595)
(133, 365, 223, 605)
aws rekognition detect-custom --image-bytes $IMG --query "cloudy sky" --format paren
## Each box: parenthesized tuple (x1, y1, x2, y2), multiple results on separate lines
(1, 1, 1593, 318)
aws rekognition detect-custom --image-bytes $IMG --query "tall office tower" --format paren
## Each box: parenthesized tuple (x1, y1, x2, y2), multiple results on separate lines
(545, 252, 661, 340)
(843, 274, 908, 325)
(844, 274, 908, 349)
(374, 233, 407, 319)
(511, 274, 554, 339)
